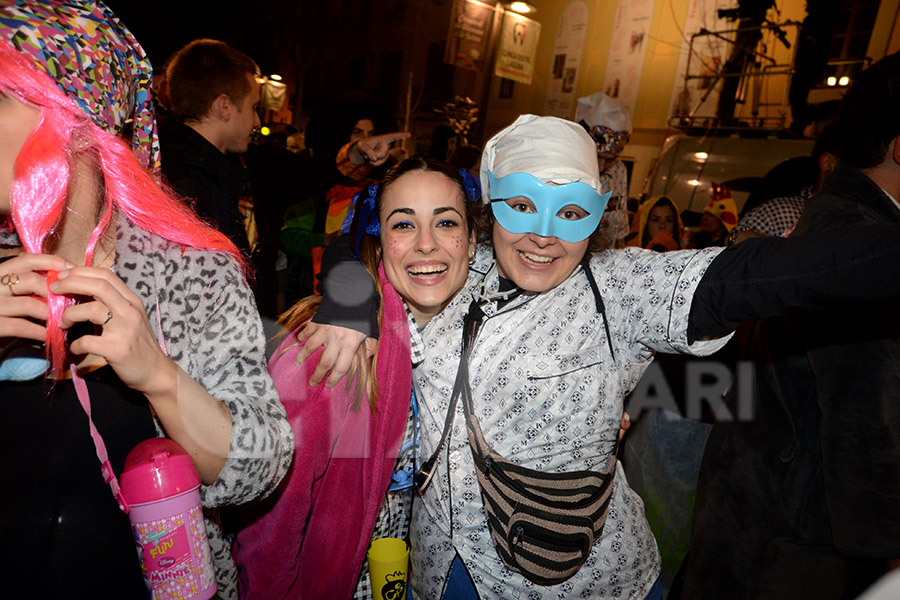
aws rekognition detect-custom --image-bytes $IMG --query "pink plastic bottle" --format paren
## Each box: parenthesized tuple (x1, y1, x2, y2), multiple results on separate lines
(121, 438, 217, 600)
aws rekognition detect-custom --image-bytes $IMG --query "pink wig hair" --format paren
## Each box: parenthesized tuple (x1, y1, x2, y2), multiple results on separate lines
(0, 40, 246, 375)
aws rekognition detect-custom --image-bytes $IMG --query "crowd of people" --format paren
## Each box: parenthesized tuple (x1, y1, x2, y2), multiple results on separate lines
(3, 2, 900, 600)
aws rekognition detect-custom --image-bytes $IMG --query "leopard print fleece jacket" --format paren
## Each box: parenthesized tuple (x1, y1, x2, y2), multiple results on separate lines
(115, 216, 293, 599)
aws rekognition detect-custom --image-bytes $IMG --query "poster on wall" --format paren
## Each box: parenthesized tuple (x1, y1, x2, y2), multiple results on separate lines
(543, 1, 589, 117)
(494, 11, 541, 85)
(444, 0, 497, 71)
(603, 0, 654, 120)
(668, 0, 731, 123)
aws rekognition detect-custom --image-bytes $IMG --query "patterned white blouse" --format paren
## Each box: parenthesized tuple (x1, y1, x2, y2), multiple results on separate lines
(408, 243, 731, 599)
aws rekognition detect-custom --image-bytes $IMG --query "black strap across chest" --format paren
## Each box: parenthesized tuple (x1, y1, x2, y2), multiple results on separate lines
(414, 258, 615, 490)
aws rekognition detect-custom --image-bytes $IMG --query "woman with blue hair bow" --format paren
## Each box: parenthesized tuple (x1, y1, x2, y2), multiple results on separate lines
(299, 114, 900, 599)
(235, 156, 482, 600)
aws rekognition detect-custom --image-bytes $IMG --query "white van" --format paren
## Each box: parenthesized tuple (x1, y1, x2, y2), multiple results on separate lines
(642, 133, 815, 218)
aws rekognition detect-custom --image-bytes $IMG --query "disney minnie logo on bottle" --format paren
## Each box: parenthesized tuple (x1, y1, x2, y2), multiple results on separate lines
(121, 438, 216, 600)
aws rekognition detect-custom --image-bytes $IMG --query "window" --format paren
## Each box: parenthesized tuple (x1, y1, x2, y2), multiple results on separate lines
(822, 0, 880, 86)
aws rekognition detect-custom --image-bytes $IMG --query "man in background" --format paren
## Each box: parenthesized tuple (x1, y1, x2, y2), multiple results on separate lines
(682, 51, 900, 600)
(159, 38, 260, 256)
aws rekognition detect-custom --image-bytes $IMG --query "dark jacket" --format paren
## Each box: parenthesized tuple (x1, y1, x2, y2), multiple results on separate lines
(159, 120, 251, 256)
(682, 162, 900, 600)
(793, 163, 900, 556)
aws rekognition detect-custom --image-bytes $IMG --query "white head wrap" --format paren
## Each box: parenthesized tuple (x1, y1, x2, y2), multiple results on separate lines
(480, 114, 603, 201)
(575, 91, 632, 131)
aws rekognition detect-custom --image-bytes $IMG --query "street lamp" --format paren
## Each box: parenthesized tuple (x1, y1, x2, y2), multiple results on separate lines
(507, 2, 536, 14)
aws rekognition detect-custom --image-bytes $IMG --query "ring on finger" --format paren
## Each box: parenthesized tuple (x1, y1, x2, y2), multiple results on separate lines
(1, 272, 20, 295)
(103, 310, 113, 325)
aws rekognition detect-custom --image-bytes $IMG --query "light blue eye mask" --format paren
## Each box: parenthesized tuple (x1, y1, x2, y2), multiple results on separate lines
(488, 171, 611, 242)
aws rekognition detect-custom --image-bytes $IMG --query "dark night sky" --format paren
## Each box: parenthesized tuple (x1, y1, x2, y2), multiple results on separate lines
(104, 0, 286, 73)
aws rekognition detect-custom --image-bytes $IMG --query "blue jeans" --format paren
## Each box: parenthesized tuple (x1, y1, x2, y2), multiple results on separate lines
(444, 555, 478, 599)
(645, 576, 663, 600)
(444, 555, 663, 600)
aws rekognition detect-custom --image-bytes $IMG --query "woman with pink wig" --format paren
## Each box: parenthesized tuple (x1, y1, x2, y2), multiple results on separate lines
(0, 2, 291, 598)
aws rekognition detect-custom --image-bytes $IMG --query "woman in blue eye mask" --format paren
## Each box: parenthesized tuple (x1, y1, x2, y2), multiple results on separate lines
(297, 114, 900, 600)
(479, 115, 614, 295)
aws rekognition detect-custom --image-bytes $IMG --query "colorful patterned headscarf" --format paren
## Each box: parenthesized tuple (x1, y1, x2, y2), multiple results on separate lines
(0, 0, 160, 172)
(584, 124, 630, 157)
